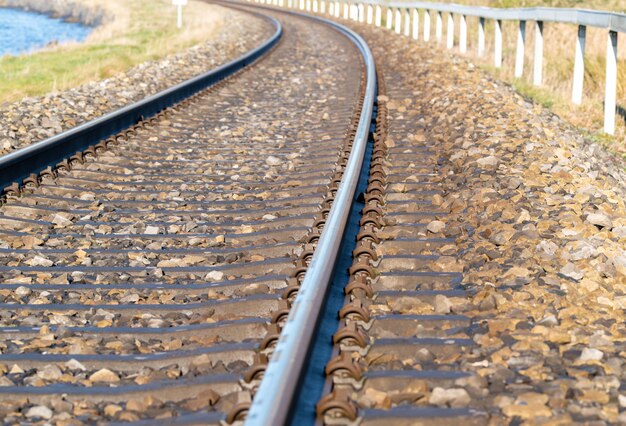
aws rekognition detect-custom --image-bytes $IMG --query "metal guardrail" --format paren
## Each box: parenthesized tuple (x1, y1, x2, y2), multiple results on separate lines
(242, 3, 376, 426)
(272, 0, 625, 136)
(364, 1, 626, 33)
(0, 10, 282, 191)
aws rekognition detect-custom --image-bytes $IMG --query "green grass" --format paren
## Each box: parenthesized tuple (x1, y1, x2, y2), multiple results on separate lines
(0, 0, 220, 103)
(512, 79, 554, 109)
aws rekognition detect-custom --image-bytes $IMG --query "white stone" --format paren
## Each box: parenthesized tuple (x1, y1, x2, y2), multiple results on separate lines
(476, 155, 498, 167)
(25, 406, 53, 420)
(427, 220, 445, 233)
(145, 226, 159, 235)
(560, 262, 584, 281)
(265, 156, 282, 166)
(586, 213, 613, 229)
(205, 271, 224, 281)
(579, 347, 603, 361)
(428, 387, 471, 408)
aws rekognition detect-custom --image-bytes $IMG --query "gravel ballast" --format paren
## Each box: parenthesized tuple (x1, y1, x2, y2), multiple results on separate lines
(0, 4, 274, 157)
(321, 16, 626, 425)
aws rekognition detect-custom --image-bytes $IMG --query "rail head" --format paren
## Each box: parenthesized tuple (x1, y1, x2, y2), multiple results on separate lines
(243, 5, 376, 426)
(0, 9, 282, 192)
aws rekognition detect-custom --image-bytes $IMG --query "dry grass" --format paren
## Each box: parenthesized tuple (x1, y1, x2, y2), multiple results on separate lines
(0, 0, 229, 103)
(397, 0, 626, 150)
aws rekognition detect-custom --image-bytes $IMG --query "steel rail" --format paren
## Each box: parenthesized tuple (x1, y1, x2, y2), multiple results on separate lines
(357, 0, 626, 33)
(0, 11, 282, 191)
(242, 4, 376, 426)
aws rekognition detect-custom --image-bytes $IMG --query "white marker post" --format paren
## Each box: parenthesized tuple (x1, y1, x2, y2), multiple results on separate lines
(173, 0, 187, 29)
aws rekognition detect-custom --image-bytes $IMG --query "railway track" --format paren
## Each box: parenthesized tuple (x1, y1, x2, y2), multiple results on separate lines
(0, 4, 372, 424)
(317, 58, 486, 426)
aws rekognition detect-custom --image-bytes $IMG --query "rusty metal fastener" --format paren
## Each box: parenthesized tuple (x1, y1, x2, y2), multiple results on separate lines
(339, 300, 371, 323)
(356, 225, 381, 244)
(3, 182, 21, 197)
(39, 167, 57, 180)
(69, 152, 84, 165)
(270, 300, 291, 325)
(352, 240, 378, 262)
(305, 230, 322, 244)
(226, 402, 251, 424)
(55, 159, 71, 172)
(345, 275, 374, 299)
(373, 146, 387, 156)
(243, 354, 269, 383)
(22, 174, 40, 189)
(312, 217, 326, 229)
(366, 181, 386, 195)
(299, 248, 315, 262)
(316, 389, 358, 421)
(359, 213, 384, 229)
(370, 163, 387, 177)
(333, 322, 368, 348)
(325, 351, 363, 381)
(290, 259, 308, 279)
(367, 174, 386, 186)
(362, 204, 383, 217)
(348, 258, 375, 277)
(260, 323, 282, 350)
(364, 192, 384, 205)
(83, 146, 98, 159)
(281, 283, 300, 300)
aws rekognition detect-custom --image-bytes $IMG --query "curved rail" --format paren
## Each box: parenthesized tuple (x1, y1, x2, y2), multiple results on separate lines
(0, 11, 282, 191)
(243, 4, 376, 426)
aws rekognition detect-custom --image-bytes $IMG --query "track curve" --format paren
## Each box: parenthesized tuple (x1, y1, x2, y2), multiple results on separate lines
(0, 5, 368, 425)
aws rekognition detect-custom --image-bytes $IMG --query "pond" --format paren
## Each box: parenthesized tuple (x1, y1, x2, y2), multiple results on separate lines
(0, 7, 91, 57)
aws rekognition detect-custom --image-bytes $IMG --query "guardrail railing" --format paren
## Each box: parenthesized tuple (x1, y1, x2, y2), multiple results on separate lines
(258, 0, 625, 135)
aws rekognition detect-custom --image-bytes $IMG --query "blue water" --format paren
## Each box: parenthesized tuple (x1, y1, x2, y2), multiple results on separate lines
(0, 7, 91, 57)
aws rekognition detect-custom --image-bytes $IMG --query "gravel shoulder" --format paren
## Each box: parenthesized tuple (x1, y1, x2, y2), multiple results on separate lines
(0, 2, 274, 157)
(330, 17, 626, 424)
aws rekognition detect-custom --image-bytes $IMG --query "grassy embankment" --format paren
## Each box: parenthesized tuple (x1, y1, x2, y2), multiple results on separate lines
(403, 0, 626, 149)
(0, 0, 226, 104)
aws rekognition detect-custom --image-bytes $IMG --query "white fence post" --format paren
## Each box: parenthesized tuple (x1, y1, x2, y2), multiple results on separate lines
(386, 7, 393, 30)
(515, 20, 526, 78)
(478, 17, 485, 56)
(306, 0, 311, 11)
(351, 4, 358, 20)
(366, 4, 373, 24)
(412, 8, 419, 40)
(604, 30, 618, 135)
(447, 13, 454, 49)
(572, 25, 586, 104)
(343, 1, 349, 19)
(404, 8, 411, 37)
(495, 19, 503, 68)
(375, 5, 381, 26)
(299, 0, 304, 10)
(394, 8, 400, 33)
(533, 21, 543, 85)
(312, 0, 318, 13)
(460, 14, 467, 53)
(424, 9, 431, 41)
(436, 11, 443, 43)
(320, 0, 325, 14)
(335, 1, 340, 17)
(358, 4, 364, 22)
